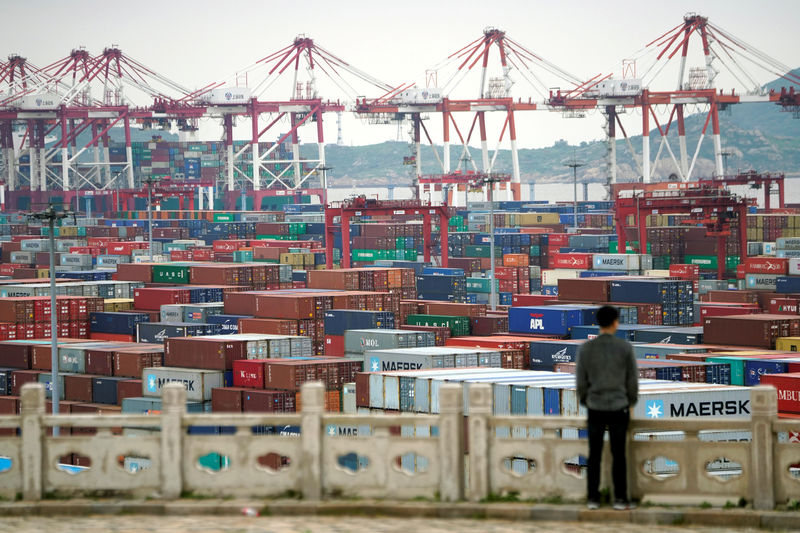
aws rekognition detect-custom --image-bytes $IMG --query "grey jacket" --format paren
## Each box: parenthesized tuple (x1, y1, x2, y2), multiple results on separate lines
(575, 333, 639, 411)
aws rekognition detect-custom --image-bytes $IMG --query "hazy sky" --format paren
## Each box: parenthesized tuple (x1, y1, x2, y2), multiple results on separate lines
(2, 0, 798, 150)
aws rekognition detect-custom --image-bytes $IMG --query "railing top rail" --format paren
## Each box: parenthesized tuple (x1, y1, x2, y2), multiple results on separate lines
(181, 413, 299, 427)
(42, 414, 159, 428)
(773, 419, 800, 432)
(323, 413, 440, 426)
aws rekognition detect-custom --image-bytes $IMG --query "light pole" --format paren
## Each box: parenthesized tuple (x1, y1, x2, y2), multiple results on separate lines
(143, 176, 161, 261)
(476, 174, 505, 311)
(564, 151, 585, 232)
(28, 204, 76, 436)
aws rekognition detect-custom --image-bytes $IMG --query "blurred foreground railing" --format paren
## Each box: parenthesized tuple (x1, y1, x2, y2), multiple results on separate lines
(0, 383, 796, 508)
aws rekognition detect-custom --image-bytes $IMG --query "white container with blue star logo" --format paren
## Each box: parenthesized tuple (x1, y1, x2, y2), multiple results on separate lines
(142, 367, 224, 402)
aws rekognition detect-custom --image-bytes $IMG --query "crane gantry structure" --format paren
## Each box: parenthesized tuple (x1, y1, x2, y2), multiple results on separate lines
(0, 13, 798, 213)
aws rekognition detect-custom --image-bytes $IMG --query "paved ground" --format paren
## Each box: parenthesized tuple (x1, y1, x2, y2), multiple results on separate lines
(0, 515, 765, 533)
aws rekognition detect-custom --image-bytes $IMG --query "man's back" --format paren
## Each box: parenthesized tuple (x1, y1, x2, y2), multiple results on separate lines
(576, 334, 638, 411)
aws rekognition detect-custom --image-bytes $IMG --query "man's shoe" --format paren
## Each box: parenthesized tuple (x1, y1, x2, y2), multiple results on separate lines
(587, 500, 600, 510)
(613, 500, 636, 511)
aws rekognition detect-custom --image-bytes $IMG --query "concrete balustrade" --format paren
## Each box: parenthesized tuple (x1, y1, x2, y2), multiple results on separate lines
(0, 383, 796, 507)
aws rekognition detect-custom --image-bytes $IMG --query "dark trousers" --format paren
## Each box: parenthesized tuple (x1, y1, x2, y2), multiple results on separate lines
(587, 408, 629, 502)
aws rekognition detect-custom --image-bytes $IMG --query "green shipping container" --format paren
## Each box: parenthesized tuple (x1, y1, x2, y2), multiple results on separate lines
(152, 265, 190, 284)
(404, 250, 417, 261)
(464, 245, 492, 258)
(406, 314, 470, 337)
(352, 249, 377, 261)
(705, 356, 744, 386)
(213, 213, 236, 222)
(466, 277, 498, 293)
(233, 250, 254, 262)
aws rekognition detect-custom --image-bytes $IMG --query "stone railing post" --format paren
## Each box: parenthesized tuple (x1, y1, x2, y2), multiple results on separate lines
(438, 383, 464, 501)
(160, 383, 186, 499)
(468, 383, 492, 502)
(21, 383, 45, 501)
(750, 385, 777, 510)
(300, 381, 324, 500)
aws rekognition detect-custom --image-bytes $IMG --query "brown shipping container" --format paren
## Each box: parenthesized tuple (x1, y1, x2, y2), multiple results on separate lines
(0, 396, 20, 436)
(223, 291, 260, 316)
(117, 379, 143, 405)
(239, 318, 299, 336)
(263, 358, 359, 391)
(242, 389, 295, 413)
(86, 348, 116, 376)
(0, 342, 32, 369)
(64, 374, 94, 403)
(557, 278, 611, 302)
(254, 294, 317, 319)
(355, 373, 370, 408)
(211, 387, 245, 412)
(164, 337, 246, 370)
(11, 370, 42, 395)
(306, 270, 360, 290)
(703, 314, 800, 348)
(114, 351, 159, 378)
(421, 302, 487, 318)
(706, 290, 760, 305)
(116, 263, 153, 283)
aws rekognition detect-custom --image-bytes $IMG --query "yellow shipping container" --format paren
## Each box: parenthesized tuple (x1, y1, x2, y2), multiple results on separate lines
(516, 213, 560, 226)
(775, 337, 800, 352)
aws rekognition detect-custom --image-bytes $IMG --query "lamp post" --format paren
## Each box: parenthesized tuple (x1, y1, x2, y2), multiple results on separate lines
(28, 204, 76, 436)
(476, 174, 505, 311)
(564, 151, 585, 232)
(143, 176, 161, 261)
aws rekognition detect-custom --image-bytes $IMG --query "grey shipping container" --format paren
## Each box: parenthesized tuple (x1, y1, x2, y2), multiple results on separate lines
(141, 366, 224, 401)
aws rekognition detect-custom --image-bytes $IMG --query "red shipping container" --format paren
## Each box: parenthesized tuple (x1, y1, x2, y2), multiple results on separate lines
(744, 257, 789, 275)
(117, 379, 143, 406)
(232, 359, 267, 388)
(699, 304, 761, 320)
(550, 253, 592, 270)
(546, 233, 571, 247)
(769, 298, 800, 315)
(669, 264, 700, 278)
(211, 387, 245, 412)
(760, 373, 800, 414)
(133, 287, 191, 310)
(512, 294, 558, 306)
(213, 239, 248, 253)
(324, 335, 345, 357)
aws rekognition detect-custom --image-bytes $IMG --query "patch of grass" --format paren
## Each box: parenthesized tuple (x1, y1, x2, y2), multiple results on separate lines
(483, 491, 521, 503)
(723, 501, 736, 509)
(699, 501, 712, 509)
(787, 499, 800, 511)
(672, 516, 685, 526)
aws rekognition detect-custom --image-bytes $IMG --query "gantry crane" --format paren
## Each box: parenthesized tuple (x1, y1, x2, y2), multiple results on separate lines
(324, 195, 452, 269)
(615, 186, 752, 279)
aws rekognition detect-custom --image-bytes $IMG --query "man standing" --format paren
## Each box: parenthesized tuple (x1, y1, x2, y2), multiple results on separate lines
(576, 305, 639, 510)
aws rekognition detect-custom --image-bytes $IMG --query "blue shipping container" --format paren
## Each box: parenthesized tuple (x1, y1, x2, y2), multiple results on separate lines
(508, 306, 585, 336)
(90, 312, 151, 336)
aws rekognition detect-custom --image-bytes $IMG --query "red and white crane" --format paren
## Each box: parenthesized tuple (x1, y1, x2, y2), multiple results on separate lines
(356, 27, 601, 203)
(552, 13, 800, 184)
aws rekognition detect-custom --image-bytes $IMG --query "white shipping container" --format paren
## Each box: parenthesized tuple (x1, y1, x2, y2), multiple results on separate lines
(142, 367, 224, 402)
(592, 253, 641, 271)
(745, 273, 779, 290)
(18, 93, 60, 110)
(789, 258, 800, 276)
(644, 270, 670, 277)
(201, 87, 252, 105)
(542, 269, 580, 285)
(396, 87, 443, 105)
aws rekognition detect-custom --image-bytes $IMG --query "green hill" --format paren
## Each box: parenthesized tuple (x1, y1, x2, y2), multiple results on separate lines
(307, 69, 800, 185)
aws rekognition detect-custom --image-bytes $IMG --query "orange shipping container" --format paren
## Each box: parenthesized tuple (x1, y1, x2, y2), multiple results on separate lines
(503, 254, 529, 267)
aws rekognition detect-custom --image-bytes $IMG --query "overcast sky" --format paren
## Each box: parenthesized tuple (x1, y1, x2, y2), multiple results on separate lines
(2, 0, 798, 149)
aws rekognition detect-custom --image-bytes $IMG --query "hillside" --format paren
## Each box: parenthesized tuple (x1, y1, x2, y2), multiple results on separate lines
(307, 69, 800, 186)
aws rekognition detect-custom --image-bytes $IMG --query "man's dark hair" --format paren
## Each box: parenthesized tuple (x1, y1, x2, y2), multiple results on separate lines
(597, 305, 619, 328)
